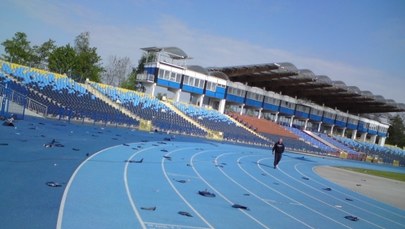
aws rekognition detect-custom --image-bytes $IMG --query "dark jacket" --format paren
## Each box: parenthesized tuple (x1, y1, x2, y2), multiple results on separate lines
(272, 141, 285, 154)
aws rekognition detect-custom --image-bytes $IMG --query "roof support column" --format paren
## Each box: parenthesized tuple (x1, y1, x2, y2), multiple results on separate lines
(274, 112, 279, 123)
(218, 99, 226, 114)
(258, 108, 263, 119)
(317, 122, 322, 133)
(341, 127, 346, 137)
(197, 94, 204, 107)
(351, 129, 357, 140)
(150, 83, 156, 97)
(360, 132, 367, 142)
(174, 88, 181, 103)
(304, 119, 309, 130)
(239, 104, 245, 115)
(378, 136, 386, 146)
(289, 115, 294, 128)
(329, 125, 335, 135)
(370, 134, 377, 144)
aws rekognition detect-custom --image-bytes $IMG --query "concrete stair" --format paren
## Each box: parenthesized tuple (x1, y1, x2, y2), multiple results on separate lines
(162, 101, 222, 139)
(82, 82, 142, 122)
(303, 130, 339, 150)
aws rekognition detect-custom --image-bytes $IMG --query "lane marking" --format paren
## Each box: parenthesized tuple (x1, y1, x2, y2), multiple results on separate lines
(56, 144, 123, 229)
(166, 172, 199, 179)
(145, 221, 211, 229)
(236, 155, 353, 228)
(124, 146, 158, 229)
(190, 151, 270, 229)
(216, 154, 315, 229)
(161, 147, 215, 229)
(293, 164, 405, 226)
(259, 158, 385, 229)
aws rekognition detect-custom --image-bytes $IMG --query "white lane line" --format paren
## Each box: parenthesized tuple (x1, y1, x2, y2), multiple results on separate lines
(292, 164, 405, 226)
(190, 151, 270, 229)
(166, 172, 199, 179)
(144, 221, 211, 229)
(258, 158, 385, 229)
(161, 147, 215, 229)
(56, 144, 123, 229)
(124, 146, 157, 229)
(215, 154, 314, 228)
(224, 155, 338, 228)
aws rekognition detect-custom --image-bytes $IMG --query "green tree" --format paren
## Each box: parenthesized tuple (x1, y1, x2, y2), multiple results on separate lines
(387, 115, 405, 148)
(1, 32, 34, 65)
(120, 52, 155, 89)
(72, 32, 103, 82)
(32, 39, 56, 68)
(48, 44, 77, 76)
(120, 68, 137, 90)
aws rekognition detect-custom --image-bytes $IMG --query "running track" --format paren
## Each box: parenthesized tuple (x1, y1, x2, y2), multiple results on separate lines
(0, 117, 404, 229)
(57, 141, 405, 229)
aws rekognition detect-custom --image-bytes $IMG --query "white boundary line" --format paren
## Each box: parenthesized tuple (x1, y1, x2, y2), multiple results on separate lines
(190, 151, 270, 229)
(237, 156, 351, 228)
(56, 144, 122, 229)
(124, 146, 157, 229)
(258, 158, 385, 229)
(291, 163, 405, 226)
(215, 154, 315, 229)
(144, 221, 211, 229)
(161, 147, 215, 229)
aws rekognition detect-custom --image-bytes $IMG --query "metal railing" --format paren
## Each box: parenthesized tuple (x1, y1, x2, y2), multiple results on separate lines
(0, 84, 48, 117)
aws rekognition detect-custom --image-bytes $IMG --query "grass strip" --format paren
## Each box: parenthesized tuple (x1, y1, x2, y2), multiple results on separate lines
(336, 166, 405, 182)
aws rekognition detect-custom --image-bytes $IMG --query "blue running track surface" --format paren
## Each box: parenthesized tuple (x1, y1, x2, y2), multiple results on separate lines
(1, 117, 404, 229)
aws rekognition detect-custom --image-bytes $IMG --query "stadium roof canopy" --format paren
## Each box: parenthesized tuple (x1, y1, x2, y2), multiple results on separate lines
(141, 46, 189, 59)
(208, 63, 405, 114)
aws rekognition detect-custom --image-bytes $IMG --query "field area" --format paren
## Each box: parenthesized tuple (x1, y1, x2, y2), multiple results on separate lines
(315, 166, 405, 211)
(337, 166, 405, 182)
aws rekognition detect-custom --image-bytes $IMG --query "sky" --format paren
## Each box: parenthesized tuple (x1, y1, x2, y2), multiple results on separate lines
(1, 0, 404, 104)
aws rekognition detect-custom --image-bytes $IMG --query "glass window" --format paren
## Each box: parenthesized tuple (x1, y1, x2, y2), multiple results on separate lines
(164, 70, 170, 79)
(176, 74, 182, 83)
(158, 69, 164, 79)
(206, 82, 212, 91)
(183, 75, 189, 85)
(199, 79, 203, 88)
(199, 79, 205, 88)
(170, 72, 176, 81)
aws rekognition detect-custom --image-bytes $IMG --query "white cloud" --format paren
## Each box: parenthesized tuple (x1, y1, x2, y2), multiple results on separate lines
(7, 0, 405, 104)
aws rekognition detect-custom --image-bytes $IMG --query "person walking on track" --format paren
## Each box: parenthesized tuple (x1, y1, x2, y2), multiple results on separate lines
(272, 138, 285, 169)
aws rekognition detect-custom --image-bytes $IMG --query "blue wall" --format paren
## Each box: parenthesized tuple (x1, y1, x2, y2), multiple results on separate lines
(226, 94, 245, 104)
(322, 117, 334, 125)
(279, 106, 294, 115)
(295, 110, 309, 119)
(182, 85, 204, 95)
(245, 98, 263, 108)
(357, 121, 368, 132)
(205, 87, 225, 99)
(263, 103, 279, 112)
(335, 120, 346, 127)
(309, 114, 322, 122)
(156, 78, 181, 89)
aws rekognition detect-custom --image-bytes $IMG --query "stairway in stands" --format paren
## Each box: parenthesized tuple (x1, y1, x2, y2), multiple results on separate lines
(162, 101, 221, 139)
(83, 81, 142, 122)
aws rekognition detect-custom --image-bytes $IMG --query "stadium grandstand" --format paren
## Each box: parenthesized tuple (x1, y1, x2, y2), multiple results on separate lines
(1, 46, 404, 166)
